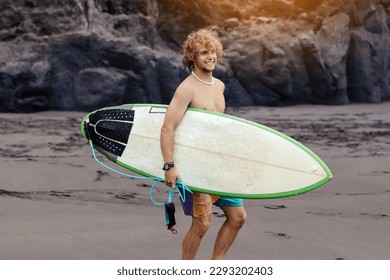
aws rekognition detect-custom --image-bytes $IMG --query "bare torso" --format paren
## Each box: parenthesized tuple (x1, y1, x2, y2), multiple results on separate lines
(183, 75, 225, 113)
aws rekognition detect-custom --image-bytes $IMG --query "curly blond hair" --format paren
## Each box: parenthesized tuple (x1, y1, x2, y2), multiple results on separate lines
(182, 26, 224, 71)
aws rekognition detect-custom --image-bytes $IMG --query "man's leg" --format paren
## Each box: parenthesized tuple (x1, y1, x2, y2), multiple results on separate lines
(182, 215, 211, 259)
(182, 192, 218, 259)
(211, 206, 246, 260)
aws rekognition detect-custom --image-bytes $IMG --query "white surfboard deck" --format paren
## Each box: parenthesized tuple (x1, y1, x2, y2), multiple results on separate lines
(82, 104, 332, 199)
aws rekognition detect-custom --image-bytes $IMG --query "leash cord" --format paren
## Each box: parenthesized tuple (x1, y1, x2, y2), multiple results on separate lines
(88, 141, 192, 206)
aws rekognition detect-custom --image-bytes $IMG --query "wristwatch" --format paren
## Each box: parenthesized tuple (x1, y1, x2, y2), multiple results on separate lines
(162, 162, 175, 171)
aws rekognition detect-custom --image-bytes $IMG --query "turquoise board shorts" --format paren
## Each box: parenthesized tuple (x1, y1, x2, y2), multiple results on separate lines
(214, 197, 244, 207)
(181, 192, 244, 217)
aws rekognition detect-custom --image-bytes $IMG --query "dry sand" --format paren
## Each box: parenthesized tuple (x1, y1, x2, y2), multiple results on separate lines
(0, 103, 389, 260)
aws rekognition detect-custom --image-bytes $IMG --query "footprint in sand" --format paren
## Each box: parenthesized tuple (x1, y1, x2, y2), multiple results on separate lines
(212, 211, 226, 218)
(266, 231, 292, 239)
(115, 193, 137, 200)
(264, 205, 286, 210)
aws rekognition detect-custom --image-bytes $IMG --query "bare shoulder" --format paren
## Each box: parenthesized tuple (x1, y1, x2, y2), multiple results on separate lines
(167, 77, 194, 115)
(174, 77, 194, 100)
(214, 77, 225, 92)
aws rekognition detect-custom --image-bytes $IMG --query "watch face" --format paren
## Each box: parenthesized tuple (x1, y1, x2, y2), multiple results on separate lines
(163, 162, 174, 170)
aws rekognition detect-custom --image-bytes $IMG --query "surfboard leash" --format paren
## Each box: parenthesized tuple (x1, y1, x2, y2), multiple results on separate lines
(88, 140, 192, 234)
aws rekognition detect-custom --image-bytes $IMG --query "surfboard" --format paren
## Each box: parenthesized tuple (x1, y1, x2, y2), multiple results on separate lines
(81, 104, 332, 199)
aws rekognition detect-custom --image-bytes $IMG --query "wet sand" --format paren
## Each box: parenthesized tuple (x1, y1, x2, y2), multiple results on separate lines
(0, 103, 389, 259)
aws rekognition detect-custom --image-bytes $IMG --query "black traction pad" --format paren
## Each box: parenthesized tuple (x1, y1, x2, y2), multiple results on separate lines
(86, 109, 135, 157)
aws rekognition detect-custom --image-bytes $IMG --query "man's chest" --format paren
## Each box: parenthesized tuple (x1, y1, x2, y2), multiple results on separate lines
(190, 90, 225, 113)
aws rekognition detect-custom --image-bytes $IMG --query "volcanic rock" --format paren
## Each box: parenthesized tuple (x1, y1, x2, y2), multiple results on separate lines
(0, 0, 389, 112)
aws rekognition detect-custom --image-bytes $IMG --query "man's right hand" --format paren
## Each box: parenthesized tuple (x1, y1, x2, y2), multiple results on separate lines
(164, 168, 181, 189)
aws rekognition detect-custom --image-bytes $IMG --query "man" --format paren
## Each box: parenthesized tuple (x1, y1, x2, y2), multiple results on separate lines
(160, 26, 246, 260)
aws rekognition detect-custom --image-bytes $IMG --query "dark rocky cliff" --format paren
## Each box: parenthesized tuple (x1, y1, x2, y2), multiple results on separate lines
(0, 0, 389, 112)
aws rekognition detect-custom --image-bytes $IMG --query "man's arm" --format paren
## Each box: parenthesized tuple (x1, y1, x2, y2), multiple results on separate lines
(160, 84, 192, 187)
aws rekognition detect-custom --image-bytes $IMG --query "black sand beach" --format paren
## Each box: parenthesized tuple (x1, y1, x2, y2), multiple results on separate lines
(1, 104, 389, 259)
